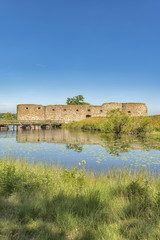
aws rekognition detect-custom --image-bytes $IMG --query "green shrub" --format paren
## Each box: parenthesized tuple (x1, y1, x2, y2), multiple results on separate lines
(0, 162, 20, 195)
(101, 109, 130, 134)
(130, 118, 150, 135)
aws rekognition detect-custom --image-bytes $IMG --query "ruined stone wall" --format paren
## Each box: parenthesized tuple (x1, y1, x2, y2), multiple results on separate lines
(17, 104, 45, 121)
(17, 102, 148, 122)
(45, 104, 107, 122)
(122, 103, 148, 116)
(102, 103, 123, 113)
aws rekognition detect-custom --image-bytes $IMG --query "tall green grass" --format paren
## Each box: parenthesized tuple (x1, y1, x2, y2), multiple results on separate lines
(1, 158, 160, 239)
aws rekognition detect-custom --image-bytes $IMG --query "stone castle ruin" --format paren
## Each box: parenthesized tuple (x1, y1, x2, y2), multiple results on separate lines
(17, 103, 148, 123)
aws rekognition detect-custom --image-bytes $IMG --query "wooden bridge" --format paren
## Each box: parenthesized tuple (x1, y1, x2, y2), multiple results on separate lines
(0, 120, 63, 131)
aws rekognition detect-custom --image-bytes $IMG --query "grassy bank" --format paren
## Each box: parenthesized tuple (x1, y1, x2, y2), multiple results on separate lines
(63, 113, 160, 135)
(1, 158, 160, 239)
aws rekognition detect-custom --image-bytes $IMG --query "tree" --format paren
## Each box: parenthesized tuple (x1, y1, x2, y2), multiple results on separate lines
(2, 112, 14, 120)
(66, 95, 89, 105)
(102, 109, 130, 134)
(107, 109, 130, 134)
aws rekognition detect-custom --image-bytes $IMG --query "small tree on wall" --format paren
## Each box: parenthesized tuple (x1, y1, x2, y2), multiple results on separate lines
(66, 95, 90, 105)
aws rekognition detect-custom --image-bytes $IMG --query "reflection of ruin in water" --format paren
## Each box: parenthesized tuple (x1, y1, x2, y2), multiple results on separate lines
(16, 128, 102, 145)
(14, 128, 160, 156)
(0, 126, 9, 131)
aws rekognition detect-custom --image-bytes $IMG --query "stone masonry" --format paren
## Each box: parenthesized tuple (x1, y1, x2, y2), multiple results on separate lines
(17, 103, 148, 123)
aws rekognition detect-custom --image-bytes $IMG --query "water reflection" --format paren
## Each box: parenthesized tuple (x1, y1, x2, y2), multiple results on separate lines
(101, 134, 160, 156)
(16, 128, 102, 145)
(16, 128, 160, 156)
(0, 128, 160, 172)
(66, 144, 83, 153)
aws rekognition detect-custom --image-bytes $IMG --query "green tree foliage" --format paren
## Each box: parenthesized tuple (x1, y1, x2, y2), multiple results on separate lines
(0, 113, 4, 119)
(103, 109, 130, 134)
(102, 109, 150, 135)
(66, 95, 89, 105)
(2, 112, 17, 120)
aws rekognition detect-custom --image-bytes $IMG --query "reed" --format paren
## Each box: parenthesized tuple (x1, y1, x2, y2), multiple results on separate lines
(1, 157, 160, 239)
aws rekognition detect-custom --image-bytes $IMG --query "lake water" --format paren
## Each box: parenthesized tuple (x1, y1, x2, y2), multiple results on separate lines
(0, 127, 160, 173)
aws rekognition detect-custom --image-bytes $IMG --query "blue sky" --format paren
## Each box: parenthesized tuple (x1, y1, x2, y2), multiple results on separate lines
(0, 0, 160, 114)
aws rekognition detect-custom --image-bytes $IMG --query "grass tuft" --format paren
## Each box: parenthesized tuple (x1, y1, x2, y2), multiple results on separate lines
(1, 158, 160, 239)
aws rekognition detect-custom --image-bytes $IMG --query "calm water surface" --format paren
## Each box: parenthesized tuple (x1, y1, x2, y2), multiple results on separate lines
(0, 127, 160, 173)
